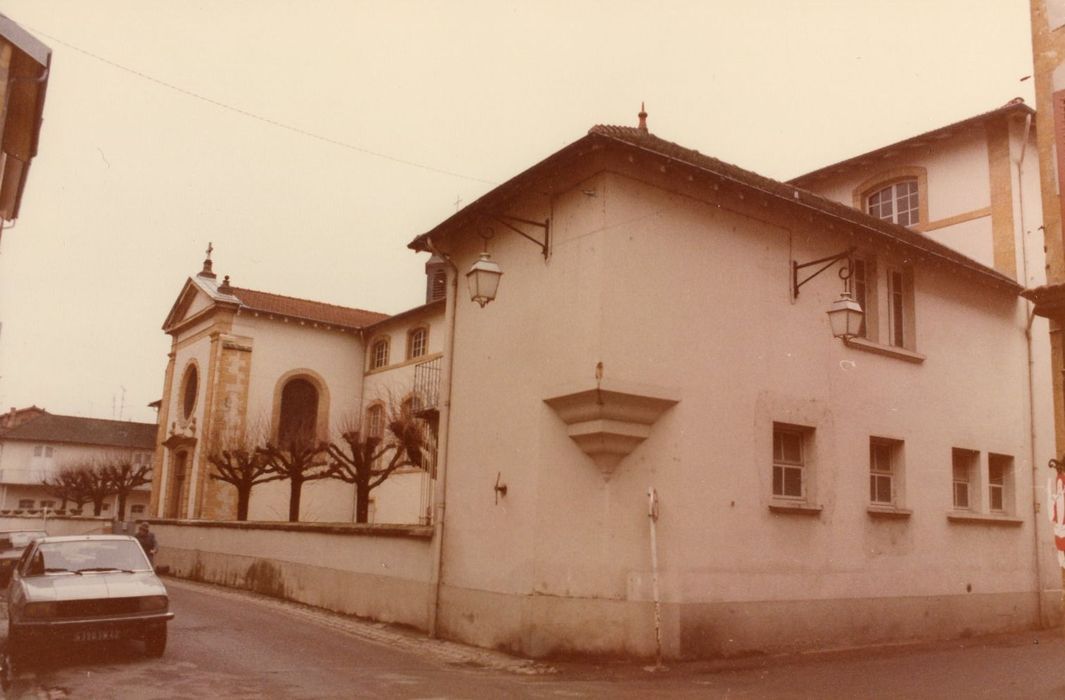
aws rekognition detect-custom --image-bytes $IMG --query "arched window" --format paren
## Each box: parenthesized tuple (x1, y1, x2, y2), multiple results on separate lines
(866, 179, 919, 226)
(366, 403, 385, 438)
(402, 394, 423, 418)
(278, 378, 319, 447)
(180, 364, 198, 419)
(369, 337, 390, 370)
(407, 327, 428, 360)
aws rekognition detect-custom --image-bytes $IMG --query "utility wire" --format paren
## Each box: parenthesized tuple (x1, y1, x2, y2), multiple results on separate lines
(29, 26, 497, 186)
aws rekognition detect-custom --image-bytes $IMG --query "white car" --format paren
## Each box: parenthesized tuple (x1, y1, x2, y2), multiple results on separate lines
(6, 535, 173, 659)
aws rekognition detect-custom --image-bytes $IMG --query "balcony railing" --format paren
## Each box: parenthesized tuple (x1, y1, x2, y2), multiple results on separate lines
(413, 357, 441, 413)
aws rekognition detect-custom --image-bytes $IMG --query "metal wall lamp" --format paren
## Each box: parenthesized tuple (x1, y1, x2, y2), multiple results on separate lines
(793, 247, 856, 298)
(487, 214, 550, 260)
(792, 246, 864, 340)
(466, 215, 551, 307)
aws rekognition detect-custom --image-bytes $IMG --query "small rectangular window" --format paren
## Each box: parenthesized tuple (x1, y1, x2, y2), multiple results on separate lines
(39, 501, 55, 509)
(17, 499, 33, 509)
(952, 448, 977, 510)
(988, 454, 1013, 514)
(773, 426, 805, 499)
(869, 439, 896, 505)
(33, 445, 42, 457)
(131, 505, 145, 515)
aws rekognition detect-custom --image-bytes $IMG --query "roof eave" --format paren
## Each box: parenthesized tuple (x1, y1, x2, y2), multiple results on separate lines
(788, 101, 1035, 186)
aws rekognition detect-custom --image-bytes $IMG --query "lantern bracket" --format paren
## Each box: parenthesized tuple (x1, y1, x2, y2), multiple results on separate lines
(793, 247, 856, 298)
(486, 214, 550, 259)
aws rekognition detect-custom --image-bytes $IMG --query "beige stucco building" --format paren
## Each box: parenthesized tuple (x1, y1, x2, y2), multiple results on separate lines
(151, 104, 1058, 659)
(150, 255, 444, 524)
(0, 407, 155, 516)
(401, 110, 1055, 658)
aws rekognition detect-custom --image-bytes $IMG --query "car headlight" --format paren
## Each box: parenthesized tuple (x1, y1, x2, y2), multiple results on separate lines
(137, 595, 168, 612)
(23, 602, 58, 619)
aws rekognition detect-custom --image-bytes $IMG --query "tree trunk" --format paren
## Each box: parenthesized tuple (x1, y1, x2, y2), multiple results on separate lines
(237, 486, 250, 521)
(117, 492, 128, 521)
(355, 483, 370, 524)
(288, 478, 303, 522)
(92, 497, 104, 516)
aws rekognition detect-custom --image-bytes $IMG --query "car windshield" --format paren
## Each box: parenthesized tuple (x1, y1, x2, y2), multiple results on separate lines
(34, 540, 150, 574)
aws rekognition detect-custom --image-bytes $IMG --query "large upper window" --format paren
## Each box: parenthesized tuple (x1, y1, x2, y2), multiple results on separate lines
(867, 179, 919, 227)
(278, 378, 319, 447)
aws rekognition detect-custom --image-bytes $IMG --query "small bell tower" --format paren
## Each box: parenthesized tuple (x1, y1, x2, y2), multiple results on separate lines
(425, 253, 447, 303)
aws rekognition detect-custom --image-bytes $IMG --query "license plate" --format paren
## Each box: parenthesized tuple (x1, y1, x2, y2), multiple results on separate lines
(74, 629, 120, 642)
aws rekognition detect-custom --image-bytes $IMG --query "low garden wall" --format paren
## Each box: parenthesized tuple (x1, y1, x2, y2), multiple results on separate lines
(148, 519, 435, 630)
(0, 514, 116, 536)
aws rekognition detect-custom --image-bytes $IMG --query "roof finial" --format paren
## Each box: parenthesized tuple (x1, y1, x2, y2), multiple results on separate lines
(218, 274, 232, 294)
(199, 241, 216, 279)
(638, 102, 648, 134)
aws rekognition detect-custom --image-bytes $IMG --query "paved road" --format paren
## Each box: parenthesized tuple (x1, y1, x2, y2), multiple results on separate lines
(4, 578, 1065, 698)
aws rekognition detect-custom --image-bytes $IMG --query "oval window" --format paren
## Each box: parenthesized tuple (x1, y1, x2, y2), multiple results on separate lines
(181, 365, 198, 419)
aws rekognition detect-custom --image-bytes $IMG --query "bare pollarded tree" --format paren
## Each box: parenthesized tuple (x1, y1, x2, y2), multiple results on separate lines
(104, 457, 152, 521)
(324, 398, 429, 524)
(207, 422, 283, 521)
(40, 466, 93, 513)
(257, 433, 331, 522)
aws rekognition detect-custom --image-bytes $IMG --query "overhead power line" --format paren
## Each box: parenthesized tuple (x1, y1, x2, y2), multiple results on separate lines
(30, 26, 497, 186)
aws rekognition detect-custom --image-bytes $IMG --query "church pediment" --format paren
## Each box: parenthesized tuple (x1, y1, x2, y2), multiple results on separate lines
(162, 275, 242, 334)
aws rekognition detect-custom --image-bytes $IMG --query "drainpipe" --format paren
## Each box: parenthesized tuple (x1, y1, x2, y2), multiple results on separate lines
(426, 236, 458, 638)
(1016, 111, 1045, 625)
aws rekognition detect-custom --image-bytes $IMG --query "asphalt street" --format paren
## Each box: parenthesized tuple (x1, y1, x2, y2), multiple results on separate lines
(2, 578, 1065, 698)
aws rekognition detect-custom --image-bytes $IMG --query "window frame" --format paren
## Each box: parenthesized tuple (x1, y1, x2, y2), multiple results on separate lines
(869, 438, 898, 506)
(952, 448, 979, 511)
(852, 167, 928, 229)
(988, 453, 1014, 515)
(406, 326, 429, 361)
(867, 179, 920, 227)
(772, 424, 809, 501)
(369, 337, 390, 371)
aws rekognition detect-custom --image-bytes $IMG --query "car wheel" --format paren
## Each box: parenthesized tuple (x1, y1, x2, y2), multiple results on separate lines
(144, 626, 167, 657)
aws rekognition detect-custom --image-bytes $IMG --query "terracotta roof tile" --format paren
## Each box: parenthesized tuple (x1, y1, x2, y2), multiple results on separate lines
(0, 413, 156, 449)
(583, 125, 1020, 291)
(230, 287, 390, 330)
(412, 118, 1021, 293)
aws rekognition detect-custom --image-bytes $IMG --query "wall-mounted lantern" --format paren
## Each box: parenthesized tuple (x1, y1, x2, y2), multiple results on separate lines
(826, 291, 863, 339)
(465, 215, 550, 307)
(466, 251, 503, 307)
(793, 246, 863, 341)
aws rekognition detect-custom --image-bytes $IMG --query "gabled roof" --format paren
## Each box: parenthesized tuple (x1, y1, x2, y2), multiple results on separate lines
(230, 286, 389, 330)
(788, 99, 1034, 186)
(0, 412, 156, 450)
(163, 267, 390, 334)
(410, 120, 1020, 293)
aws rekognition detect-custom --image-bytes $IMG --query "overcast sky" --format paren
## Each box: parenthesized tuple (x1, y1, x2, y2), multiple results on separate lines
(0, 1, 1036, 423)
